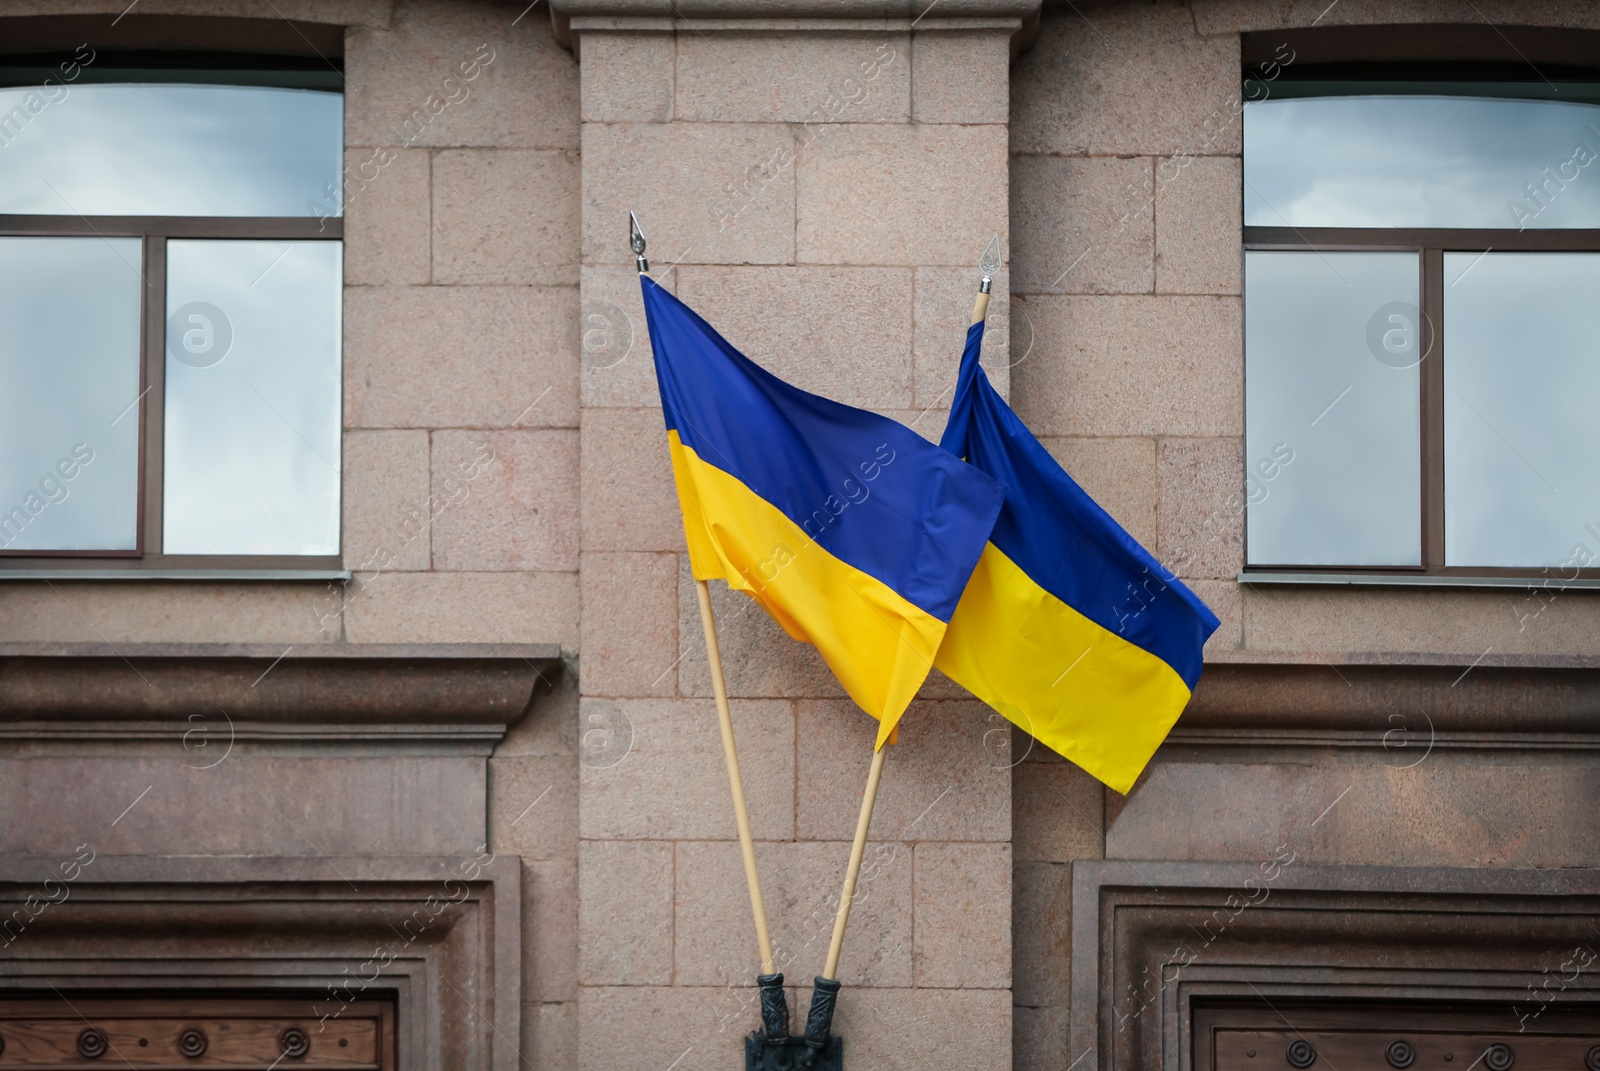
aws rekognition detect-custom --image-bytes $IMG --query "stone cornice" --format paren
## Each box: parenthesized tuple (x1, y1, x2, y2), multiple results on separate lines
(0, 2, 391, 29)
(568, 14, 1024, 30)
(1175, 660, 1600, 752)
(554, 0, 1036, 19)
(552, 0, 1041, 52)
(0, 642, 560, 747)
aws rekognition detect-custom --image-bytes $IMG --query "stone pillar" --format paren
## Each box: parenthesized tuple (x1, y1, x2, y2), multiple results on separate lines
(1005, 7, 1243, 1066)
(566, 2, 1034, 1067)
(342, 5, 586, 1067)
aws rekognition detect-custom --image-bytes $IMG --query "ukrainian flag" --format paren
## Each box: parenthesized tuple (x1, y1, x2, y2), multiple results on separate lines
(641, 276, 1004, 747)
(936, 320, 1220, 792)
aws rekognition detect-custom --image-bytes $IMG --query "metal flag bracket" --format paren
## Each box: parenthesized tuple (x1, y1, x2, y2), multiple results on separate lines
(745, 966, 844, 1069)
(744, 973, 843, 1071)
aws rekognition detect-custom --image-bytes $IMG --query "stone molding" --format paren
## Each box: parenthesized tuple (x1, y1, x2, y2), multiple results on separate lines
(568, 15, 1024, 30)
(554, 0, 1040, 53)
(0, 643, 560, 749)
(1175, 661, 1600, 753)
(0, 2, 391, 28)
(0, 854, 521, 1071)
(1206, 5, 1600, 36)
(1072, 860, 1600, 1071)
(555, 0, 1036, 19)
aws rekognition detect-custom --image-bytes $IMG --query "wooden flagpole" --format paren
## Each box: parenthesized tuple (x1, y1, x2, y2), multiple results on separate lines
(631, 212, 779, 982)
(697, 579, 778, 975)
(797, 742, 885, 1067)
(819, 232, 1001, 985)
(820, 744, 887, 979)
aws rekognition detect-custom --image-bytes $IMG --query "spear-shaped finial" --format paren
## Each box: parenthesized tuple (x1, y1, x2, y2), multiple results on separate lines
(971, 232, 1001, 327)
(629, 210, 649, 274)
(978, 232, 1001, 294)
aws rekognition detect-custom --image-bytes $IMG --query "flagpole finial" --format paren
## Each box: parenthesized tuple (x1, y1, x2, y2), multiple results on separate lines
(978, 232, 1001, 295)
(629, 210, 649, 274)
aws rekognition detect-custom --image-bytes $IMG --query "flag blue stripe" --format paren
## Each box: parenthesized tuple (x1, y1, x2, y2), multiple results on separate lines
(940, 322, 1219, 689)
(642, 276, 1003, 622)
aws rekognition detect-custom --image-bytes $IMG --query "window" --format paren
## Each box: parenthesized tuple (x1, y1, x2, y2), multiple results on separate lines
(1242, 75, 1600, 579)
(0, 51, 343, 574)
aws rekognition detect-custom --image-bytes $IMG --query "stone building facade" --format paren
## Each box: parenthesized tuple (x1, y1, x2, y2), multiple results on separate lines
(3, 0, 1600, 1069)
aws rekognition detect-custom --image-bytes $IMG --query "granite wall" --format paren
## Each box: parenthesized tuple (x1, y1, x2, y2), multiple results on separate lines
(4, 1, 1600, 1069)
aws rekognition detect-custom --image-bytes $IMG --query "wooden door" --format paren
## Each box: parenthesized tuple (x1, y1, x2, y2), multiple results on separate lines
(0, 997, 395, 1069)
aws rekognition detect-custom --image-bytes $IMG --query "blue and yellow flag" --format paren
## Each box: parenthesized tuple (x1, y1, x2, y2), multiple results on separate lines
(641, 276, 1004, 747)
(936, 321, 1220, 792)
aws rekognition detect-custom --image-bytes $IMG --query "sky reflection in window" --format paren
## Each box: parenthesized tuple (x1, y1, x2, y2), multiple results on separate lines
(0, 84, 341, 217)
(1245, 96, 1600, 229)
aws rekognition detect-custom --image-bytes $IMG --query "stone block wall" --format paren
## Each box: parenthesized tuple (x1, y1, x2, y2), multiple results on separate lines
(1010, 0, 1600, 673)
(340, 0, 581, 651)
(342, 8, 588, 1065)
(573, 18, 1021, 1071)
(1009, 1, 1245, 670)
(1008, 3, 1600, 1068)
(0, 0, 582, 657)
(0, 1, 584, 1063)
(10, 1, 1600, 1069)
(1007, 29, 1241, 1057)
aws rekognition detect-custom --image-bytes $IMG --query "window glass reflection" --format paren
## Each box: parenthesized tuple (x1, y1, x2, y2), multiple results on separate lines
(0, 84, 341, 217)
(1245, 251, 1422, 566)
(0, 237, 141, 552)
(1444, 252, 1600, 568)
(164, 240, 341, 556)
(1245, 96, 1600, 228)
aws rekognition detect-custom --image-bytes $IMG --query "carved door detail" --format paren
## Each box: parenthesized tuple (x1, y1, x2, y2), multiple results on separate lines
(0, 998, 395, 1069)
(1197, 1004, 1600, 1071)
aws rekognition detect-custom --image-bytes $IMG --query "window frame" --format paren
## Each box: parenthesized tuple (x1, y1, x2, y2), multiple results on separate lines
(1243, 225, 1600, 582)
(0, 213, 344, 573)
(0, 216, 346, 576)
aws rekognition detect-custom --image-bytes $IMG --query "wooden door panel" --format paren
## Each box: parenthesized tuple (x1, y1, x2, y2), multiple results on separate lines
(1198, 1004, 1600, 1071)
(0, 999, 394, 1070)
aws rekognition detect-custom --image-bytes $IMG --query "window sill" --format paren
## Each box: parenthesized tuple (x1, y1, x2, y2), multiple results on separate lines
(0, 568, 352, 581)
(1238, 571, 1600, 590)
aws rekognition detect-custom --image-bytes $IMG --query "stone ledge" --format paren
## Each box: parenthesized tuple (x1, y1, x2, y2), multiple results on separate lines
(557, 0, 1035, 18)
(569, 14, 1023, 31)
(1175, 661, 1600, 751)
(0, 642, 560, 746)
(555, 0, 1039, 52)
(0, 5, 390, 37)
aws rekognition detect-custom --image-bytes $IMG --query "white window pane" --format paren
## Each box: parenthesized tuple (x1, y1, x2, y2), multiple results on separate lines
(1444, 253, 1600, 568)
(0, 85, 341, 218)
(163, 240, 341, 556)
(1245, 251, 1422, 566)
(0, 237, 140, 552)
(1245, 96, 1600, 229)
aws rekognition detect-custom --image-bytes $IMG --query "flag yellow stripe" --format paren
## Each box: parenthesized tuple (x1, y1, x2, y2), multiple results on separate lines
(669, 431, 942, 746)
(668, 428, 726, 581)
(934, 543, 1193, 793)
